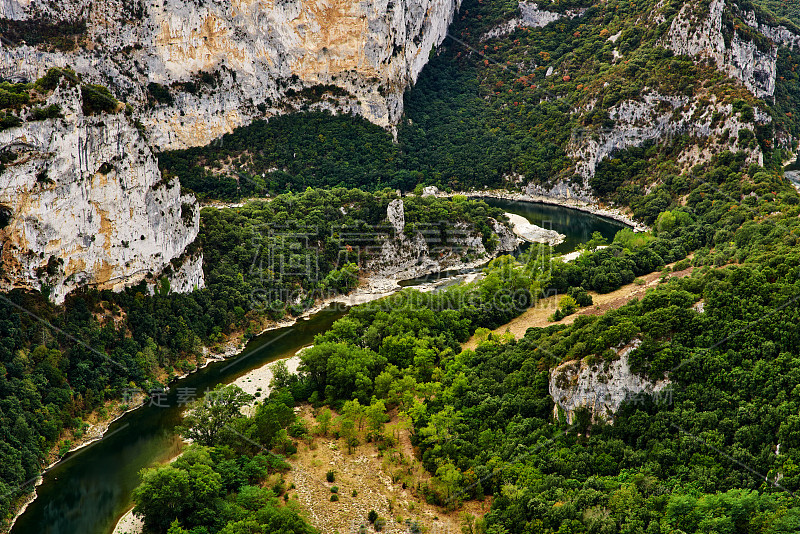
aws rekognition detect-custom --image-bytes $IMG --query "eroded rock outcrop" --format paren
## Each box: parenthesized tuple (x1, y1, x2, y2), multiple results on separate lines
(0, 83, 202, 303)
(569, 90, 768, 180)
(549, 341, 671, 424)
(489, 216, 518, 251)
(498, 0, 798, 200)
(0, 0, 460, 149)
(482, 1, 586, 41)
(366, 199, 517, 279)
(662, 0, 800, 98)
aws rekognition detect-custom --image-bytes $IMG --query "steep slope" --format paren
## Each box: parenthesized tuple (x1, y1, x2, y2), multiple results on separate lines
(160, 0, 800, 216)
(0, 74, 202, 304)
(0, 0, 460, 149)
(408, 0, 800, 201)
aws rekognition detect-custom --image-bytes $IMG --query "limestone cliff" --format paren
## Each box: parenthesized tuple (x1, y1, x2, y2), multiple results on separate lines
(0, 0, 460, 149)
(549, 341, 671, 424)
(661, 0, 800, 99)
(569, 90, 769, 181)
(480, 0, 798, 203)
(0, 82, 202, 303)
(561, 0, 797, 187)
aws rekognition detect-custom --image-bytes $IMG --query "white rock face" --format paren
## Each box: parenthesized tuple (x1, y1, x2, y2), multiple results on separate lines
(481, 1, 585, 40)
(489, 216, 518, 251)
(0, 84, 202, 303)
(549, 342, 671, 424)
(520, 1, 585, 27)
(662, 0, 800, 98)
(0, 0, 460, 149)
(166, 252, 206, 294)
(569, 91, 767, 180)
(524, 180, 595, 204)
(366, 199, 517, 279)
(387, 198, 405, 234)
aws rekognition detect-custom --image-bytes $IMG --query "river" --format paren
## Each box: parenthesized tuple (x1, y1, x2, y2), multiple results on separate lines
(10, 199, 628, 534)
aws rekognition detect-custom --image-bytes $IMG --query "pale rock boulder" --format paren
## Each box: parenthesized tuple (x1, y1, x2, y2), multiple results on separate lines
(0, 84, 202, 303)
(504, 212, 564, 246)
(524, 180, 595, 204)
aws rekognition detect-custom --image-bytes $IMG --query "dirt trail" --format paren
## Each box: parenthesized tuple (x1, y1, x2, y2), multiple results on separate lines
(462, 262, 695, 350)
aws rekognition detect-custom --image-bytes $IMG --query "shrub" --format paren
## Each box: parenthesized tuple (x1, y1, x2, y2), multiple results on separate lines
(0, 112, 22, 131)
(326, 470, 335, 483)
(81, 84, 118, 115)
(147, 82, 174, 105)
(30, 104, 62, 120)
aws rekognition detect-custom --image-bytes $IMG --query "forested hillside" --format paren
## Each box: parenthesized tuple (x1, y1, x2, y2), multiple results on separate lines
(754, 0, 800, 25)
(4, 0, 800, 531)
(0, 190, 510, 528)
(133, 0, 800, 532)
(163, 0, 800, 208)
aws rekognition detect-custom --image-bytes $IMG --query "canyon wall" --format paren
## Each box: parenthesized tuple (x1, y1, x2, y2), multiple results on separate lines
(0, 82, 202, 303)
(0, 0, 461, 301)
(0, 0, 461, 149)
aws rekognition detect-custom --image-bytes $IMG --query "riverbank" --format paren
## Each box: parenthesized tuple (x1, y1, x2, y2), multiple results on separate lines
(112, 508, 143, 534)
(436, 189, 649, 232)
(5, 391, 147, 533)
(9, 195, 612, 533)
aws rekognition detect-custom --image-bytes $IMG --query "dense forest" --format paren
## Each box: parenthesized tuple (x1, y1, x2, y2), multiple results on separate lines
(132, 385, 316, 534)
(4, 0, 800, 531)
(755, 0, 800, 26)
(128, 152, 800, 533)
(0, 190, 510, 527)
(283, 159, 800, 534)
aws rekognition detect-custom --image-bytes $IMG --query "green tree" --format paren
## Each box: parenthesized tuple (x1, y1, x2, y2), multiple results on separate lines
(251, 398, 295, 448)
(132, 458, 222, 533)
(179, 384, 253, 446)
(366, 398, 388, 436)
